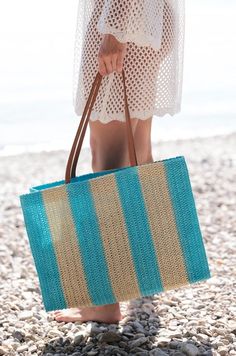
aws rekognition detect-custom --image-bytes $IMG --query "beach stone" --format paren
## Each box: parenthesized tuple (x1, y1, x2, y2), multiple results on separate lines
(218, 346, 229, 355)
(133, 332, 146, 339)
(129, 347, 148, 355)
(156, 337, 171, 347)
(28, 344, 37, 353)
(47, 329, 63, 338)
(167, 331, 183, 339)
(82, 344, 97, 353)
(196, 333, 209, 343)
(91, 325, 105, 335)
(0, 346, 10, 355)
(157, 306, 169, 314)
(169, 341, 180, 349)
(8, 342, 20, 351)
(73, 334, 84, 346)
(16, 344, 29, 352)
(180, 342, 200, 356)
(129, 336, 147, 348)
(149, 349, 169, 356)
(87, 351, 99, 356)
(132, 320, 146, 333)
(97, 331, 122, 343)
(142, 303, 154, 314)
(18, 310, 33, 320)
(12, 329, 25, 342)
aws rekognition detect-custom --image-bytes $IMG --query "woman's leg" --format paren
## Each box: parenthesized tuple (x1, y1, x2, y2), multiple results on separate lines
(53, 116, 153, 323)
(90, 116, 153, 171)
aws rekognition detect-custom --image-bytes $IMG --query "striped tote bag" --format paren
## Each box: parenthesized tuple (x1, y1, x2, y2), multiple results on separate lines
(19, 70, 211, 312)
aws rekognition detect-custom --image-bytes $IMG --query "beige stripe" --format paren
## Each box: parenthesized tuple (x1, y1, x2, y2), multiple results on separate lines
(42, 186, 93, 308)
(90, 174, 141, 301)
(138, 162, 189, 290)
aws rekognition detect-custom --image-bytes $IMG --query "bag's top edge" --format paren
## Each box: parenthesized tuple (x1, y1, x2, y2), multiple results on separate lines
(19, 155, 185, 198)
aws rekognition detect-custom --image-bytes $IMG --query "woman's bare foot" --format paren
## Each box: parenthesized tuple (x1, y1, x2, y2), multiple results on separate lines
(53, 303, 123, 324)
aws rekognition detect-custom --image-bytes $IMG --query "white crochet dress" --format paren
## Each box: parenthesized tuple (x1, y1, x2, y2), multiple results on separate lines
(73, 0, 185, 123)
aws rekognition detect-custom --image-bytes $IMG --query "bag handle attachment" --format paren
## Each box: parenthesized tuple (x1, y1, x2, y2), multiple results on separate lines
(65, 69, 138, 184)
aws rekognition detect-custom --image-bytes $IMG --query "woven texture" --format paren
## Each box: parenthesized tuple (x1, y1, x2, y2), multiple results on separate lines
(19, 156, 211, 312)
(73, 0, 185, 123)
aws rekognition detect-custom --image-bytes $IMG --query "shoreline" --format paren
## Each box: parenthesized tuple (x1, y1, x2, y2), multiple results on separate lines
(1, 131, 235, 160)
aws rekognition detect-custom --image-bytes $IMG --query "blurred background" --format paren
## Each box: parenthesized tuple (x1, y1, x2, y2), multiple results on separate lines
(0, 0, 235, 156)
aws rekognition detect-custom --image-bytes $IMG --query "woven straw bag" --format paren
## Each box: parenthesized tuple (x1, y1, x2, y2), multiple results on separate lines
(19, 70, 211, 312)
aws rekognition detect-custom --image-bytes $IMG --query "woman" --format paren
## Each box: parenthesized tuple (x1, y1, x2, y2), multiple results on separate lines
(53, 0, 185, 323)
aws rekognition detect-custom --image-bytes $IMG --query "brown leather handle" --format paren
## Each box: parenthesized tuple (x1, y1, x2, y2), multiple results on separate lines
(65, 69, 138, 184)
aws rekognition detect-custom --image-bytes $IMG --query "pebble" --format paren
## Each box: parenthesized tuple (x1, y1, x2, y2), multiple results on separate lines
(0, 346, 10, 355)
(218, 346, 229, 355)
(73, 334, 84, 346)
(129, 347, 149, 355)
(91, 325, 105, 336)
(12, 329, 25, 342)
(129, 336, 147, 348)
(16, 344, 28, 352)
(149, 349, 169, 356)
(18, 310, 33, 320)
(132, 320, 146, 333)
(82, 343, 96, 353)
(47, 329, 63, 338)
(97, 331, 122, 343)
(169, 341, 180, 349)
(196, 333, 209, 343)
(156, 337, 171, 347)
(168, 331, 182, 338)
(28, 345, 37, 353)
(180, 342, 200, 356)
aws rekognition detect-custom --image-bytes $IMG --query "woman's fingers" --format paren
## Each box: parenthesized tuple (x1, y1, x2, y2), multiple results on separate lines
(98, 52, 124, 76)
(98, 54, 117, 76)
(98, 34, 127, 76)
(111, 53, 118, 72)
(98, 55, 107, 76)
(103, 55, 113, 75)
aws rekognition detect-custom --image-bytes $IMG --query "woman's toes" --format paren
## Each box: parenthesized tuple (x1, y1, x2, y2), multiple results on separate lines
(54, 312, 63, 318)
(53, 313, 60, 317)
(54, 314, 64, 320)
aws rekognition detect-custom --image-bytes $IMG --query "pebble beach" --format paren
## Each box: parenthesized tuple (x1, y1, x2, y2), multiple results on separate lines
(0, 132, 235, 356)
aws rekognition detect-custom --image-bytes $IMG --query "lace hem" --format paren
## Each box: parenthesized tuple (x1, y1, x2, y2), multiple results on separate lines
(96, 24, 162, 51)
(74, 102, 181, 123)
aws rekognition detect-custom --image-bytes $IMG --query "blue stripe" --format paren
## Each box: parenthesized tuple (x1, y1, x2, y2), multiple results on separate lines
(19, 192, 67, 311)
(66, 181, 116, 305)
(163, 157, 211, 283)
(115, 167, 164, 296)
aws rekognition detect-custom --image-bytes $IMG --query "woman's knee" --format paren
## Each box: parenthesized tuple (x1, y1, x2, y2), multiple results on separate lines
(89, 117, 154, 170)
(89, 118, 140, 170)
(89, 124, 127, 171)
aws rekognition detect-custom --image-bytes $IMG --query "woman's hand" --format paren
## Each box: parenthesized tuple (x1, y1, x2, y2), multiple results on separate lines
(98, 34, 127, 76)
